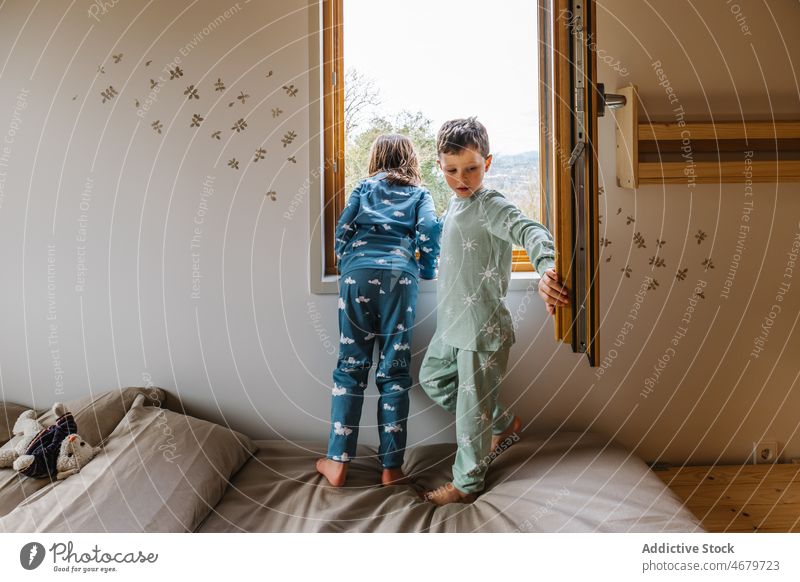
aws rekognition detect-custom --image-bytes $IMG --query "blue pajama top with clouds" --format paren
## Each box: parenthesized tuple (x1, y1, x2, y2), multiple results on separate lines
(335, 172, 441, 279)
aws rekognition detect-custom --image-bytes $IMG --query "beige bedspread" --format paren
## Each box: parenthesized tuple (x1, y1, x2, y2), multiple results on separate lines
(197, 432, 702, 533)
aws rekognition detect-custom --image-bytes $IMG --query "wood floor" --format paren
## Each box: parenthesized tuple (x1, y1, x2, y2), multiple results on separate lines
(654, 464, 800, 532)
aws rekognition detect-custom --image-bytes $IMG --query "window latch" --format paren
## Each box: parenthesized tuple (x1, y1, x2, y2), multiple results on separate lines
(567, 141, 585, 166)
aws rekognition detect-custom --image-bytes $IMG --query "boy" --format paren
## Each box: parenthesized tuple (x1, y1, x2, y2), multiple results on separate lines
(420, 117, 569, 505)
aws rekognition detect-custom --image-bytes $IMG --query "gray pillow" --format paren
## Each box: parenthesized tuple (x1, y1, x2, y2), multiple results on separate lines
(0, 402, 29, 446)
(38, 386, 169, 447)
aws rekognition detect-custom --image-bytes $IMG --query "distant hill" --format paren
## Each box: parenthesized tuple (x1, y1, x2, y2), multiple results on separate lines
(483, 150, 541, 220)
(489, 150, 539, 168)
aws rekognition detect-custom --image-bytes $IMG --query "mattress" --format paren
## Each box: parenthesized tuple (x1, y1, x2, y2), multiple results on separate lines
(197, 431, 703, 533)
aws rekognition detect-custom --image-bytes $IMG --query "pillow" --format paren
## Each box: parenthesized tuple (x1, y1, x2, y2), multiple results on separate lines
(38, 386, 169, 447)
(0, 393, 256, 532)
(0, 387, 167, 519)
(0, 402, 29, 445)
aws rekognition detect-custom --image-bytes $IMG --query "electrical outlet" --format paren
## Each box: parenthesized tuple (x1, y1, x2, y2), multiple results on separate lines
(753, 441, 779, 464)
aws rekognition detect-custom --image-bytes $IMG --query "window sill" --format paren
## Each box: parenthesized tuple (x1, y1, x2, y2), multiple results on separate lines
(312, 270, 542, 295)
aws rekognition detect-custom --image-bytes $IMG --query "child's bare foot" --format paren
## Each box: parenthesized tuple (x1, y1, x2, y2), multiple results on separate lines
(491, 415, 522, 451)
(381, 467, 409, 486)
(422, 482, 476, 506)
(316, 458, 348, 487)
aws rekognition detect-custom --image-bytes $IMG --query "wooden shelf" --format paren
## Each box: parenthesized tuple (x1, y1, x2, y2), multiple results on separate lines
(654, 464, 800, 532)
(640, 120, 800, 141)
(615, 84, 800, 187)
(639, 161, 800, 185)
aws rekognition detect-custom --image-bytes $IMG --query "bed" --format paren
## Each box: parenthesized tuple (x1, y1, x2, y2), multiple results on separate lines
(0, 388, 702, 533)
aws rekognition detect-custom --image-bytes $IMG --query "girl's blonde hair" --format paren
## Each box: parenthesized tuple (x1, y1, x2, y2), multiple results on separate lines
(367, 134, 422, 187)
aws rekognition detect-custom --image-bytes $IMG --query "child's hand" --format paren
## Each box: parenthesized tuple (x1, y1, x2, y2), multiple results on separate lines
(538, 268, 569, 315)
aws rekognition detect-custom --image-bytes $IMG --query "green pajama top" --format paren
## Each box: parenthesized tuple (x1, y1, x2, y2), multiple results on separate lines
(436, 187, 556, 352)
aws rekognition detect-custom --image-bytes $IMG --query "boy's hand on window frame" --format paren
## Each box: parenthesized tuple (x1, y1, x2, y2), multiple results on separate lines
(538, 268, 569, 315)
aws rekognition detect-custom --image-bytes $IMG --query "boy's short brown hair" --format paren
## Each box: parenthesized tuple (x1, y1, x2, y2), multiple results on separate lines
(436, 117, 491, 158)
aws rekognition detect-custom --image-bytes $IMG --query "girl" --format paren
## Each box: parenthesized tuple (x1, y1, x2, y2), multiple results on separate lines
(316, 134, 441, 487)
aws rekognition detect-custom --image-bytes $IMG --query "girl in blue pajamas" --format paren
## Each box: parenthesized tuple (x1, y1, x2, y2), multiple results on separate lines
(316, 134, 441, 487)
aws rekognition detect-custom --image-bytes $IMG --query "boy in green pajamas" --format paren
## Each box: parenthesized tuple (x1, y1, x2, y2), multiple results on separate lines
(420, 117, 570, 505)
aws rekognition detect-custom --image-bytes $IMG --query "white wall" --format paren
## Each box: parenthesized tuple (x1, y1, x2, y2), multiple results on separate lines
(0, 0, 797, 465)
(592, 0, 800, 464)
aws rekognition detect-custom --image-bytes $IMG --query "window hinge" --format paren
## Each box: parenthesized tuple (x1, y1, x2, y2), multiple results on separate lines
(332, 70, 337, 86)
(333, 160, 338, 173)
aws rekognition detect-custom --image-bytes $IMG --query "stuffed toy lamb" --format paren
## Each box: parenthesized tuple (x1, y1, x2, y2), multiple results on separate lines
(0, 402, 100, 480)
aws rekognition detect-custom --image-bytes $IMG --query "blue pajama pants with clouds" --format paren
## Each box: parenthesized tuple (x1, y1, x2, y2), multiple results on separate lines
(328, 268, 419, 468)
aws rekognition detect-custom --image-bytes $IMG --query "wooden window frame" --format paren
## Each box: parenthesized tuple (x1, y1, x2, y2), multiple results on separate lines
(540, 0, 600, 365)
(322, 0, 344, 276)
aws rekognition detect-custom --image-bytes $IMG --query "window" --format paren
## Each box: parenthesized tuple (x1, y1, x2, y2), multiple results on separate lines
(322, 0, 542, 275)
(538, 0, 601, 365)
(320, 0, 601, 365)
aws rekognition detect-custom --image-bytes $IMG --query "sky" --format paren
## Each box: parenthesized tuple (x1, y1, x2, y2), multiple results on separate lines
(344, 0, 539, 155)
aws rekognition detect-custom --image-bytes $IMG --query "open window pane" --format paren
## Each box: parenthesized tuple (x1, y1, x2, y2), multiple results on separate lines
(539, 0, 600, 364)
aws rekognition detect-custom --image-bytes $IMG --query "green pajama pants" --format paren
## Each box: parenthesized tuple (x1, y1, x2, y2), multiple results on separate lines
(419, 334, 515, 494)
